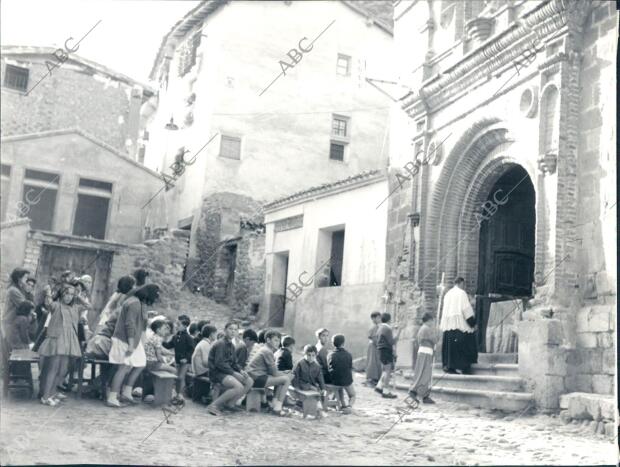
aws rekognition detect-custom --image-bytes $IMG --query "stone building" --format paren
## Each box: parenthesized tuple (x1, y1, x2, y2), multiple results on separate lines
(0, 47, 165, 309)
(388, 0, 616, 411)
(262, 170, 388, 355)
(142, 0, 393, 314)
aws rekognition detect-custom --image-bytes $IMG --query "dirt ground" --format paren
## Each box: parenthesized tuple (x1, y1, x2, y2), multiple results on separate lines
(1, 373, 617, 466)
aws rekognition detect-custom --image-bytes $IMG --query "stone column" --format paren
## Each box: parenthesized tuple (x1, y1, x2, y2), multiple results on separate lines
(518, 318, 568, 409)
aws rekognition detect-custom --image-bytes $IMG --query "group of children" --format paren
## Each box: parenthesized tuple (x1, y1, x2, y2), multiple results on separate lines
(177, 322, 357, 417)
(365, 310, 439, 405)
(4, 264, 439, 415)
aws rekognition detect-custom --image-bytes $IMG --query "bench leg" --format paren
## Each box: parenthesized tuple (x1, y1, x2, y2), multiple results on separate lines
(153, 378, 175, 406)
(246, 390, 262, 412)
(76, 358, 85, 399)
(303, 398, 318, 418)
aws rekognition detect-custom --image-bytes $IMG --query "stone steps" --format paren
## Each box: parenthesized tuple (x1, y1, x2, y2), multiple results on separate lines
(477, 353, 518, 364)
(433, 362, 519, 376)
(426, 372, 525, 392)
(395, 356, 532, 411)
(393, 375, 534, 412)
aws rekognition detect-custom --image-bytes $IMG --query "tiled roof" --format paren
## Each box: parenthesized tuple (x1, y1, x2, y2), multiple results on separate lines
(1, 45, 155, 97)
(149, 0, 393, 81)
(263, 169, 386, 211)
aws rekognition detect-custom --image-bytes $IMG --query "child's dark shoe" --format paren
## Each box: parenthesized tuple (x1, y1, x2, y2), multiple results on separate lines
(422, 396, 436, 404)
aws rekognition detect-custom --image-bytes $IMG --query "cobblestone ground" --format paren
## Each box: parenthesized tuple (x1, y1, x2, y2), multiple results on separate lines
(1, 373, 617, 466)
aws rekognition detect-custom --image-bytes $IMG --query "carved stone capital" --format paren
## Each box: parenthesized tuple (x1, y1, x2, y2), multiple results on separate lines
(537, 152, 558, 174)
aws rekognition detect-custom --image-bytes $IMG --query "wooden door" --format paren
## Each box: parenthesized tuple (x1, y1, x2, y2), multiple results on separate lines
(36, 245, 112, 311)
(475, 166, 535, 351)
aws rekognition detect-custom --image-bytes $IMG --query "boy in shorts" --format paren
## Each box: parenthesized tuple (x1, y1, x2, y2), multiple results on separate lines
(246, 330, 292, 416)
(375, 312, 398, 399)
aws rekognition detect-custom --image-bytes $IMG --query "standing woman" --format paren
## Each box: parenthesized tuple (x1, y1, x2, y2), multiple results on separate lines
(365, 311, 382, 386)
(107, 283, 160, 407)
(1, 268, 31, 392)
(38, 284, 82, 406)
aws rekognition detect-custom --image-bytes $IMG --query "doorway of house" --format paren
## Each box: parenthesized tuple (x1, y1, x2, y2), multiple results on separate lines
(475, 165, 535, 354)
(36, 244, 113, 312)
(269, 252, 289, 327)
(225, 243, 237, 304)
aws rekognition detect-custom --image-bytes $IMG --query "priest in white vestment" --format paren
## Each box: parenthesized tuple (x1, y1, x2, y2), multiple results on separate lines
(439, 277, 478, 374)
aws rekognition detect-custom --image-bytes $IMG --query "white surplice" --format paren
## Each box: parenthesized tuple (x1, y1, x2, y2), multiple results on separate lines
(439, 286, 475, 333)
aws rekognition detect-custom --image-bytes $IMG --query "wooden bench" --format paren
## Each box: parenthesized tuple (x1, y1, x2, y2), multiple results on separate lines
(147, 370, 177, 406)
(77, 356, 114, 399)
(246, 387, 265, 412)
(186, 372, 211, 402)
(7, 349, 39, 398)
(289, 386, 321, 418)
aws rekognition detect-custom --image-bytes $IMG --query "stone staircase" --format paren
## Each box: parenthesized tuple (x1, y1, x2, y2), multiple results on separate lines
(393, 353, 536, 412)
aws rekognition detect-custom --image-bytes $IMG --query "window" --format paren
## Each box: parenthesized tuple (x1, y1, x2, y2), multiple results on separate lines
(336, 54, 351, 76)
(72, 177, 113, 239)
(332, 117, 348, 137)
(22, 169, 59, 231)
(219, 135, 241, 160)
(178, 32, 201, 77)
(540, 86, 559, 153)
(1, 164, 11, 221)
(329, 142, 345, 161)
(79, 178, 113, 192)
(4, 65, 29, 92)
(316, 227, 345, 287)
(330, 115, 350, 161)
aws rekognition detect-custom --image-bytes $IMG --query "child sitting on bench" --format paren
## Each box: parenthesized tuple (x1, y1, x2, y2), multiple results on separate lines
(275, 335, 295, 372)
(246, 330, 292, 416)
(327, 334, 356, 413)
(191, 325, 217, 403)
(145, 320, 176, 375)
(292, 344, 326, 414)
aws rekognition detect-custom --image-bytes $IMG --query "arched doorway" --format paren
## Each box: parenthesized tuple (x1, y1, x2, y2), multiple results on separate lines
(474, 165, 535, 353)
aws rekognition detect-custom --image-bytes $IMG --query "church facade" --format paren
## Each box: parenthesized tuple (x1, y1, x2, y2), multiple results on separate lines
(387, 0, 616, 409)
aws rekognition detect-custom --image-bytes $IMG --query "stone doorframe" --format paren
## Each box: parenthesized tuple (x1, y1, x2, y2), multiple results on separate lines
(420, 122, 539, 310)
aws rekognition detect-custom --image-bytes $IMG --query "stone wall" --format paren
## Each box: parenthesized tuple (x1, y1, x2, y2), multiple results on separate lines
(568, 0, 618, 397)
(0, 218, 30, 282)
(559, 392, 617, 439)
(188, 192, 265, 314)
(109, 229, 190, 309)
(1, 53, 146, 155)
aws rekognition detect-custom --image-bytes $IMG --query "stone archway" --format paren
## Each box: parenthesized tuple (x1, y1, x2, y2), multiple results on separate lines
(421, 121, 512, 309)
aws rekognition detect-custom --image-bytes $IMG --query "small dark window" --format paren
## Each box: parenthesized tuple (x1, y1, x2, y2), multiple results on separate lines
(79, 178, 113, 192)
(138, 146, 146, 164)
(73, 194, 110, 239)
(24, 169, 58, 183)
(329, 142, 345, 161)
(219, 135, 241, 160)
(1, 164, 11, 177)
(4, 65, 29, 91)
(22, 185, 57, 230)
(317, 228, 345, 288)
